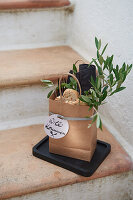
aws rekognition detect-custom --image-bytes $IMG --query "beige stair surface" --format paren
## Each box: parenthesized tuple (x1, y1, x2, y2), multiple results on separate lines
(0, 46, 84, 88)
(0, 125, 132, 199)
(0, 0, 70, 10)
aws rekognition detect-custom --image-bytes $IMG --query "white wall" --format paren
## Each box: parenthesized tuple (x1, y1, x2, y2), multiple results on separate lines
(67, 0, 133, 147)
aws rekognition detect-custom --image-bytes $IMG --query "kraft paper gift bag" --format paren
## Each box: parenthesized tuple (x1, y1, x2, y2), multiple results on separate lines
(48, 73, 97, 162)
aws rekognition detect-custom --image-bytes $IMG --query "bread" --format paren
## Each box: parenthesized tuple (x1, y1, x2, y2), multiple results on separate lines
(63, 89, 79, 101)
(55, 96, 61, 101)
(55, 89, 87, 106)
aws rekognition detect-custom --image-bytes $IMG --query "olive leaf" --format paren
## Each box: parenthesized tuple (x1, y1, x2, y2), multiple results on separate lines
(101, 43, 108, 55)
(47, 90, 54, 98)
(109, 87, 126, 96)
(41, 80, 54, 87)
(73, 64, 77, 74)
(95, 37, 99, 49)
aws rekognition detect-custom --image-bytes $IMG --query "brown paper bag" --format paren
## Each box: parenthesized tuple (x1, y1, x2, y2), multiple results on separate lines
(49, 73, 97, 162)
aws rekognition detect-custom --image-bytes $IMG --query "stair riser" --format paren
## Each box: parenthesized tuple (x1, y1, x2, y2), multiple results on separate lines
(0, 8, 70, 51)
(11, 172, 133, 200)
(0, 85, 51, 130)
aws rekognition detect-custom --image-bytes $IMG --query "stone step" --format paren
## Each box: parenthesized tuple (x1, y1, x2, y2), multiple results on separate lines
(0, 46, 82, 88)
(0, 0, 70, 10)
(0, 46, 84, 128)
(0, 4, 73, 51)
(0, 125, 132, 200)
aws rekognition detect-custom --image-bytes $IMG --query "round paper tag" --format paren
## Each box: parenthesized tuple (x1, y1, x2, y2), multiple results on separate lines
(44, 114, 69, 139)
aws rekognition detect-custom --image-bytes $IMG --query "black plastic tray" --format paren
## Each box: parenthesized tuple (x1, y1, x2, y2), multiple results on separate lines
(33, 136, 111, 177)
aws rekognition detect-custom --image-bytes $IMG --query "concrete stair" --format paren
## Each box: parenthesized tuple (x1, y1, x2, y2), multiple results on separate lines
(0, 0, 70, 10)
(0, 1, 72, 51)
(0, 45, 132, 200)
(0, 125, 132, 200)
(0, 46, 83, 130)
(0, 1, 132, 200)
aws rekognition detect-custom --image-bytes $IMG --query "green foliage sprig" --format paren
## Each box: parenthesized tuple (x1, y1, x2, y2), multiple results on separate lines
(42, 37, 132, 130)
(79, 37, 132, 130)
(41, 80, 54, 98)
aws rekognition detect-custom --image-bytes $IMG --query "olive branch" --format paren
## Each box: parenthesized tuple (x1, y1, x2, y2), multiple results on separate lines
(42, 37, 132, 130)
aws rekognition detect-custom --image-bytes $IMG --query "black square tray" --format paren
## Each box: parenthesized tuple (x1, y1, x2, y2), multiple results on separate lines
(33, 136, 111, 177)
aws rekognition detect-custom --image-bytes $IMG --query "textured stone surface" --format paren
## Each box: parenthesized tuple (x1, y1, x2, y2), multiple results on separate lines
(0, 0, 70, 10)
(10, 172, 133, 200)
(0, 46, 83, 88)
(0, 125, 132, 199)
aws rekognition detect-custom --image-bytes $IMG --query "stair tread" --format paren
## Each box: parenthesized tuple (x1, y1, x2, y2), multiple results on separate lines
(0, 46, 83, 88)
(0, 0, 70, 10)
(0, 125, 132, 199)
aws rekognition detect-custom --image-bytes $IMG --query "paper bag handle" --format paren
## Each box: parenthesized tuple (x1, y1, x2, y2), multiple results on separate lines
(59, 73, 82, 101)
